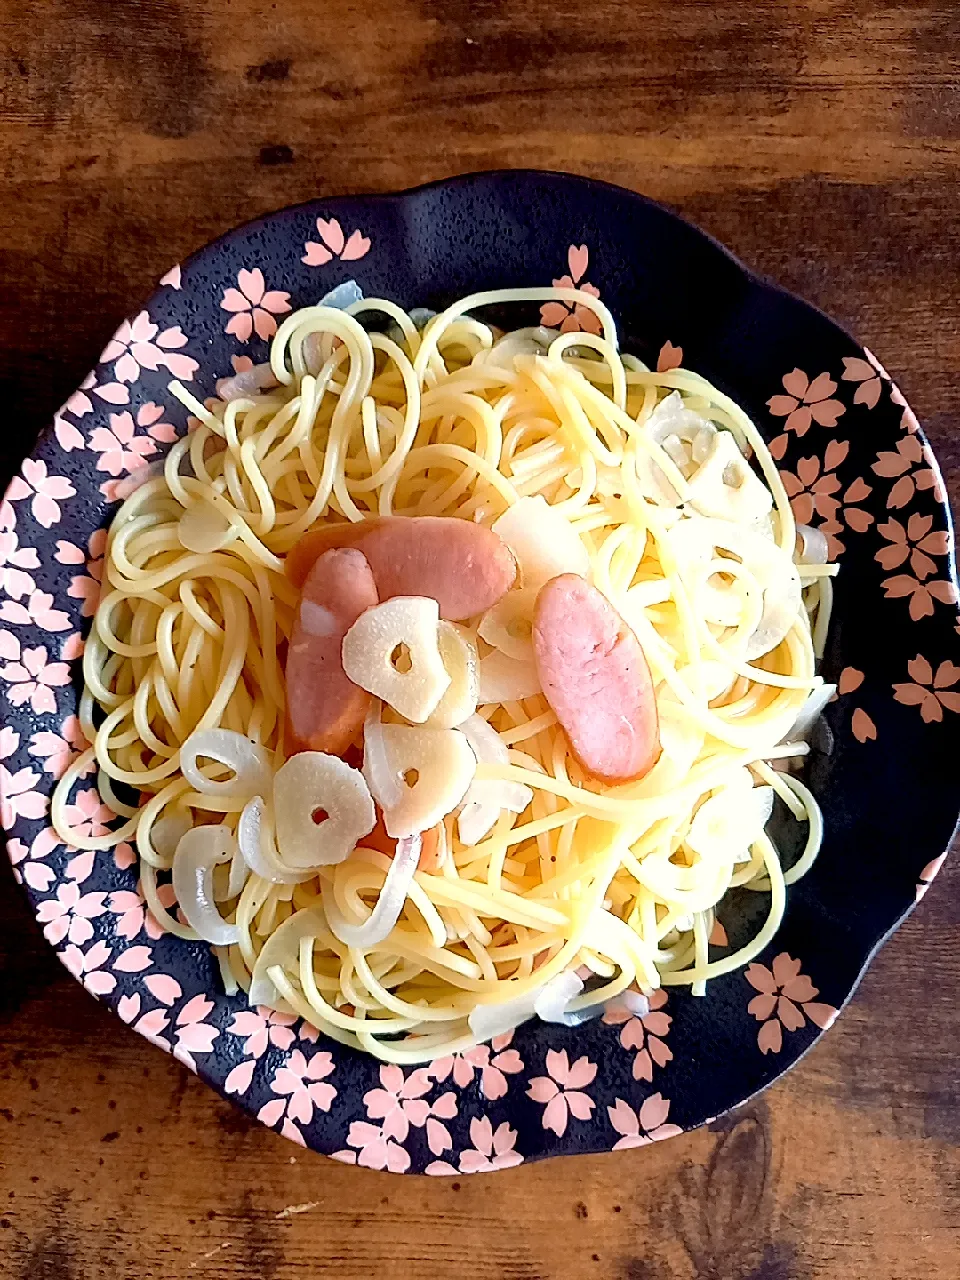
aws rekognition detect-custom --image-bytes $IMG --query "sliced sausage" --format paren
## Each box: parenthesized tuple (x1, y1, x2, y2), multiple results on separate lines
(360, 814, 444, 872)
(284, 548, 378, 756)
(532, 574, 660, 783)
(285, 516, 517, 620)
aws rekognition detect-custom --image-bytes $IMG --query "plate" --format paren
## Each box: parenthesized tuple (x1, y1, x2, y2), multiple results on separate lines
(3, 170, 958, 1173)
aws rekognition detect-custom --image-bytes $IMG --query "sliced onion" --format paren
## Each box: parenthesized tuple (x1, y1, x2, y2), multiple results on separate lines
(534, 970, 584, 1024)
(149, 810, 193, 862)
(686, 784, 774, 864)
(320, 280, 364, 311)
(247, 907, 328, 1008)
(459, 713, 509, 765)
(408, 307, 437, 330)
(226, 847, 248, 898)
(457, 714, 533, 845)
(216, 363, 280, 402)
(323, 833, 422, 948)
(458, 780, 533, 845)
(237, 796, 315, 884)
(477, 650, 541, 702)
(178, 501, 237, 554)
(171, 825, 240, 945)
(796, 523, 830, 565)
(180, 729, 273, 800)
(784, 682, 836, 741)
(361, 699, 403, 812)
(468, 988, 538, 1042)
(468, 970, 588, 1042)
(615, 989, 651, 1018)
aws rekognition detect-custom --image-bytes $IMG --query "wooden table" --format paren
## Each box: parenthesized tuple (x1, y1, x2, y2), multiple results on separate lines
(1, 2, 958, 1276)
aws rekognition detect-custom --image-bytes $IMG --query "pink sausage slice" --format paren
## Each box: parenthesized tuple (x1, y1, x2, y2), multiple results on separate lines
(285, 548, 379, 756)
(286, 516, 517, 621)
(533, 574, 660, 783)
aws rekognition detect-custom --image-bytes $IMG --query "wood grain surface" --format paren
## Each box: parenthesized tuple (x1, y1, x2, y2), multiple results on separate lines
(1, 2, 958, 1276)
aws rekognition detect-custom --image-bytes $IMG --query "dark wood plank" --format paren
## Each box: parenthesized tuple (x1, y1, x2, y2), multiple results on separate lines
(1, 1, 959, 1275)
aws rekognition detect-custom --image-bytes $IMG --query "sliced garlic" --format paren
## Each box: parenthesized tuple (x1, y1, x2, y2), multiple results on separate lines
(686, 431, 773, 524)
(341, 596, 451, 723)
(426, 623, 479, 728)
(273, 751, 376, 869)
(668, 517, 801, 659)
(492, 496, 589, 590)
(377, 724, 477, 838)
(477, 588, 538, 661)
(637, 392, 717, 504)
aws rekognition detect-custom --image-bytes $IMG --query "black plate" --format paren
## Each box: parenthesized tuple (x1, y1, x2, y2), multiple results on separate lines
(3, 170, 957, 1173)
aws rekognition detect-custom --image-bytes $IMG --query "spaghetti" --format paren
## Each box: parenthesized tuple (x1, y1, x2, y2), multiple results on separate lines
(53, 286, 836, 1063)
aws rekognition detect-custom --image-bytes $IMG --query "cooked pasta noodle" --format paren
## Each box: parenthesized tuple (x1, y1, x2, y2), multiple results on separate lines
(53, 285, 835, 1063)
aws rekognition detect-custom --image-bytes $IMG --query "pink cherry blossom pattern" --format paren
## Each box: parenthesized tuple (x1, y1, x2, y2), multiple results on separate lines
(427, 1030, 523, 1099)
(100, 311, 198, 384)
(107, 883, 169, 942)
(6, 459, 76, 528)
(143, 974, 182, 1005)
(61, 786, 115, 840)
(872, 435, 945, 509)
(29, 717, 91, 779)
(608, 1093, 683, 1148)
(302, 218, 371, 267)
(112, 945, 153, 975)
(916, 853, 947, 903)
(172, 993, 221, 1071)
(335, 1121, 410, 1173)
(843, 348, 921, 432)
(63, 846, 96, 885)
(221, 269, 291, 342)
(539, 244, 603, 335)
(657, 341, 683, 373)
(875, 513, 957, 620)
(223, 1008, 297, 1096)
(779, 440, 871, 556)
(61, 633, 85, 662)
(745, 953, 838, 1054)
(35, 880, 108, 946)
(54, 415, 85, 453)
(836, 666, 877, 744)
(257, 1049, 336, 1145)
(61, 371, 98, 420)
(55, 529, 106, 619)
(116, 992, 172, 1051)
(6, 826, 59, 891)
(0, 588, 70, 631)
(0, 640, 70, 715)
(893, 656, 960, 724)
(90, 411, 158, 478)
(603, 988, 672, 1082)
(0, 525, 39, 600)
(0, 726, 47, 828)
(160, 264, 182, 289)
(527, 1049, 597, 1136)
(767, 370, 845, 460)
(426, 1116, 524, 1175)
(61, 939, 117, 996)
(363, 1065, 436, 1142)
(840, 354, 884, 409)
(423, 1092, 459, 1158)
(229, 1008, 297, 1058)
